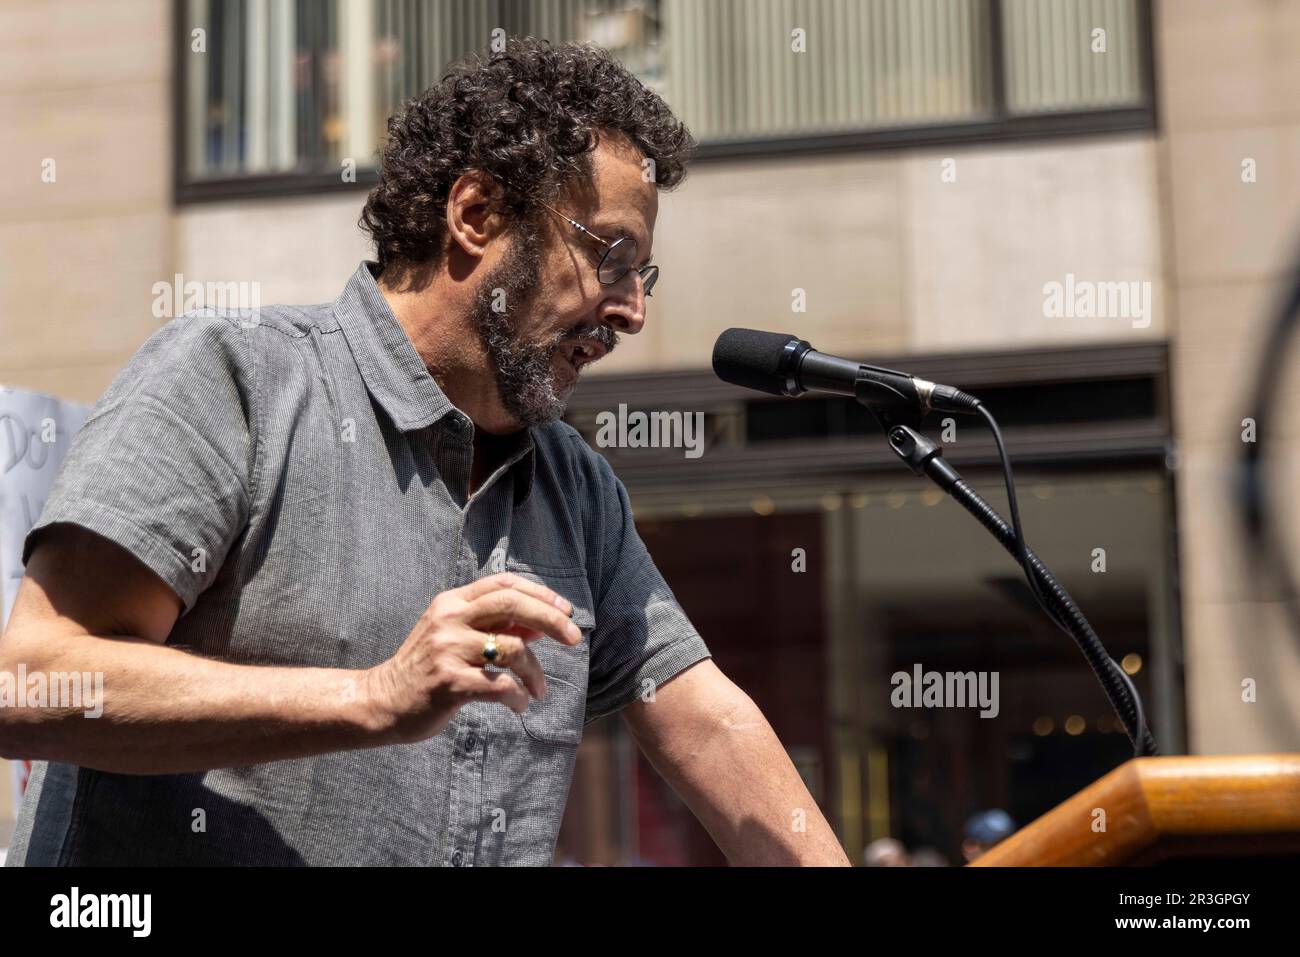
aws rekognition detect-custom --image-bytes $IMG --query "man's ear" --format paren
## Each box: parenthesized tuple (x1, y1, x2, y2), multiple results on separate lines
(445, 172, 508, 259)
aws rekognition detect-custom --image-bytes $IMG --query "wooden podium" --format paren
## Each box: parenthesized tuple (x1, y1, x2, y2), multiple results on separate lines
(971, 754, 1300, 866)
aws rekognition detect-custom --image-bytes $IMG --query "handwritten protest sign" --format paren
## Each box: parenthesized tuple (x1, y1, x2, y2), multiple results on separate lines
(0, 386, 89, 813)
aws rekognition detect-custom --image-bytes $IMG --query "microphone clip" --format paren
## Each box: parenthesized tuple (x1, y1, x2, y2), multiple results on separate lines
(853, 367, 928, 431)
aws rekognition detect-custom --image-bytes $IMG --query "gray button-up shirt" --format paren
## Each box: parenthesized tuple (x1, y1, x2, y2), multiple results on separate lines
(8, 262, 710, 866)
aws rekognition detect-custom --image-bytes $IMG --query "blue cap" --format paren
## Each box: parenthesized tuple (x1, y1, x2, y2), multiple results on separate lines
(965, 809, 1016, 845)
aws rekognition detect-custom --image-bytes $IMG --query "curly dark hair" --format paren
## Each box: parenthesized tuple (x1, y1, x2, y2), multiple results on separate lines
(360, 37, 695, 291)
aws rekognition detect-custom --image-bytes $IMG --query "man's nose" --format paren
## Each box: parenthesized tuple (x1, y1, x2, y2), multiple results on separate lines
(599, 272, 647, 335)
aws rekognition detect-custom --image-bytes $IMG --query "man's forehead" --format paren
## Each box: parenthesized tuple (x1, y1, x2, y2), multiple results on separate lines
(569, 138, 658, 239)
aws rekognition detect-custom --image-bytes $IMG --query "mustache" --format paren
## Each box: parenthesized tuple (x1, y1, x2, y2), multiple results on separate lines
(553, 323, 619, 356)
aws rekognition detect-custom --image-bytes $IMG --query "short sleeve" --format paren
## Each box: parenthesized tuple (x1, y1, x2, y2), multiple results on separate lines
(583, 452, 711, 723)
(21, 314, 259, 614)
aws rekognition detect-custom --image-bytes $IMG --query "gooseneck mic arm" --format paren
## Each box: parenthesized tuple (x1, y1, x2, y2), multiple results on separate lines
(711, 328, 1158, 758)
(886, 422, 1157, 757)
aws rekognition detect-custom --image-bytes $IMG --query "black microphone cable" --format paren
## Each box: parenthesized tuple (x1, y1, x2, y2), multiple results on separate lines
(972, 401, 1155, 757)
(711, 326, 1157, 753)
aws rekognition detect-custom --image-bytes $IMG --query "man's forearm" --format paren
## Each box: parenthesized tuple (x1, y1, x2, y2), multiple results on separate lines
(632, 682, 850, 866)
(0, 627, 391, 774)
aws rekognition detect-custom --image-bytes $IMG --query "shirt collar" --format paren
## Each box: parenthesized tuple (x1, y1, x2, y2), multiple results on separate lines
(333, 261, 537, 506)
(333, 262, 454, 433)
(500, 429, 538, 509)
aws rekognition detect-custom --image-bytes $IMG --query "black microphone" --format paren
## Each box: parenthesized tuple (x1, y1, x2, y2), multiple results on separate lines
(712, 328, 980, 416)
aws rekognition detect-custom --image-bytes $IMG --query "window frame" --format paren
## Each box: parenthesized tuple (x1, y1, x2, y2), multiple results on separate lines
(172, 0, 1158, 206)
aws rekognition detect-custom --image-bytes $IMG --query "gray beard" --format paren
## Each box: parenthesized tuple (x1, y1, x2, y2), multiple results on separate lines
(471, 233, 617, 428)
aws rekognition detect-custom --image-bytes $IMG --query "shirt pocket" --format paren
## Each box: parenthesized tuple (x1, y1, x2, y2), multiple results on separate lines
(504, 560, 594, 746)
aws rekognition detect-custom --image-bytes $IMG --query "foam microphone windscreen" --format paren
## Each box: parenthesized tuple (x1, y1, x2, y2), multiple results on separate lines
(712, 328, 798, 396)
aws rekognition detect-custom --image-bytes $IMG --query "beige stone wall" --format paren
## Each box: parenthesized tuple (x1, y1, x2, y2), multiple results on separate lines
(0, 0, 173, 404)
(174, 192, 375, 308)
(900, 136, 1167, 351)
(0, 0, 172, 840)
(1157, 0, 1300, 754)
(172, 135, 1168, 369)
(624, 136, 1168, 369)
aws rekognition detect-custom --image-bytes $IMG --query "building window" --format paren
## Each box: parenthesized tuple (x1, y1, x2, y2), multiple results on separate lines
(175, 0, 1155, 203)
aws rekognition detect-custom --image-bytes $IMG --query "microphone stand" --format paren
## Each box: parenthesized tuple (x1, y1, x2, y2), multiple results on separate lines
(870, 410, 1159, 758)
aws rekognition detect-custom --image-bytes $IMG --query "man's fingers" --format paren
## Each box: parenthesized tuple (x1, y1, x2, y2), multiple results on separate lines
(455, 572, 572, 616)
(457, 632, 548, 699)
(454, 668, 530, 714)
(498, 622, 544, 642)
(463, 590, 582, 646)
(502, 643, 547, 700)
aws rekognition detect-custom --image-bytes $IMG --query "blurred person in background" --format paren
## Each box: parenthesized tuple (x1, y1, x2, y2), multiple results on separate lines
(863, 837, 910, 867)
(961, 810, 1017, 863)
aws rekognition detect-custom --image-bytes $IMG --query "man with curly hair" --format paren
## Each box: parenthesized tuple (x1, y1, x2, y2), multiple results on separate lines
(2, 38, 848, 867)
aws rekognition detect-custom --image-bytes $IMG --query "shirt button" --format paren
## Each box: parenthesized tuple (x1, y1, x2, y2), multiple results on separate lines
(451, 849, 465, 867)
(464, 731, 478, 753)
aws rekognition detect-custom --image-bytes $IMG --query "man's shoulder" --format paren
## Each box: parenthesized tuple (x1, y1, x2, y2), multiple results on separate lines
(530, 421, 621, 494)
(141, 303, 339, 368)
(173, 301, 341, 341)
(101, 303, 344, 424)
(533, 420, 598, 464)
(144, 303, 345, 383)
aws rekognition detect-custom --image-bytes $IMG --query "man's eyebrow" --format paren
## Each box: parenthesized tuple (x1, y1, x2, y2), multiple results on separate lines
(588, 217, 651, 264)
(590, 219, 633, 238)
